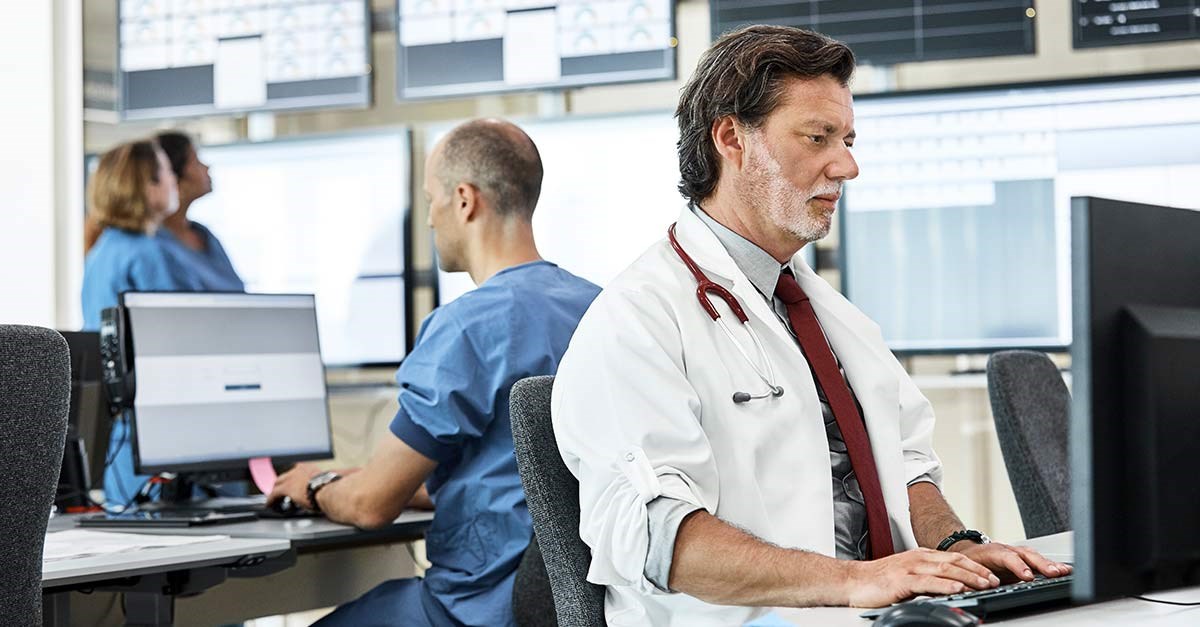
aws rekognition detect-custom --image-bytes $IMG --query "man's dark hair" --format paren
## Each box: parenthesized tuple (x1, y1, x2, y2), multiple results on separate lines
(438, 119, 543, 219)
(675, 25, 856, 206)
(155, 131, 194, 180)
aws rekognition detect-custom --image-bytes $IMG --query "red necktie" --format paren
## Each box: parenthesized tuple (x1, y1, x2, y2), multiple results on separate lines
(775, 270, 895, 559)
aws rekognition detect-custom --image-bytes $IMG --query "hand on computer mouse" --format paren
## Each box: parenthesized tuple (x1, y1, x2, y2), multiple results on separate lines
(872, 602, 980, 627)
(268, 462, 323, 510)
(271, 495, 299, 514)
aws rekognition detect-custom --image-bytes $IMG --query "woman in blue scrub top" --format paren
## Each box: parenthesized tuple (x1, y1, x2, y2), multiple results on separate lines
(154, 131, 244, 291)
(81, 139, 203, 505)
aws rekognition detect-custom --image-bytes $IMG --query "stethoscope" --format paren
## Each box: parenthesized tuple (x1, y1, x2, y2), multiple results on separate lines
(667, 224, 785, 404)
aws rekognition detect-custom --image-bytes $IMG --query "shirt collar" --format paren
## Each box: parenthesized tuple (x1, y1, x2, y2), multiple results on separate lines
(691, 206, 789, 300)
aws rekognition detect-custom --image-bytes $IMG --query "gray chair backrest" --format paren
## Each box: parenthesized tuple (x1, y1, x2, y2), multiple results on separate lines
(510, 376, 606, 627)
(0, 325, 70, 624)
(986, 350, 1070, 538)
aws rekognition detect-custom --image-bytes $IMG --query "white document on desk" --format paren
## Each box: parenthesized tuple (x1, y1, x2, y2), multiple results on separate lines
(43, 530, 230, 563)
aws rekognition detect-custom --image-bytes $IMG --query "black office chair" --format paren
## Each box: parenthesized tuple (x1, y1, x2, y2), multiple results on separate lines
(0, 326, 70, 624)
(986, 350, 1071, 538)
(510, 376, 606, 627)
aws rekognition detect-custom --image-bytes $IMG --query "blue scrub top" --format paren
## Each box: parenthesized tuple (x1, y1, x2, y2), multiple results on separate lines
(156, 221, 245, 292)
(82, 227, 204, 329)
(389, 261, 600, 626)
(82, 227, 207, 505)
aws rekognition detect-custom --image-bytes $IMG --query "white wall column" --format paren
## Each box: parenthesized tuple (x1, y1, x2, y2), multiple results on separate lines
(0, 0, 83, 328)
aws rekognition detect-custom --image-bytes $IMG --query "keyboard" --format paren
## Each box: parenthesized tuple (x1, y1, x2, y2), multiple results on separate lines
(78, 509, 258, 528)
(860, 574, 1074, 620)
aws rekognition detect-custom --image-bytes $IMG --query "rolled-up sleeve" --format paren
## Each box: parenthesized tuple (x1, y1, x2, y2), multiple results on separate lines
(645, 497, 702, 591)
(892, 356, 944, 489)
(552, 286, 719, 595)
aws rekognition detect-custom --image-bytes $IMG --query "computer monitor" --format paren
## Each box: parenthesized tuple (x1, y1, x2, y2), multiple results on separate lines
(396, 0, 676, 100)
(121, 292, 334, 479)
(192, 130, 413, 367)
(1070, 196, 1200, 601)
(841, 71, 1200, 353)
(57, 331, 112, 507)
(432, 111, 816, 305)
(117, 0, 371, 120)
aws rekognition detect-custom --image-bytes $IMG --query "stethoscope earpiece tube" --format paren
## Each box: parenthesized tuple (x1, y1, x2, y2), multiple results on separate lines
(670, 222, 786, 406)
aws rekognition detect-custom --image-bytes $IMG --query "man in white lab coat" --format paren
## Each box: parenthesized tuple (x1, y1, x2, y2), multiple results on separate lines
(551, 25, 1071, 626)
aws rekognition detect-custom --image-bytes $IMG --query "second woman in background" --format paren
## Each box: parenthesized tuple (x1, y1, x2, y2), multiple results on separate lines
(155, 131, 244, 291)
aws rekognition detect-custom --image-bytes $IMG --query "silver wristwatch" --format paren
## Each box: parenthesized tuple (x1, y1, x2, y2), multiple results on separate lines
(305, 471, 342, 513)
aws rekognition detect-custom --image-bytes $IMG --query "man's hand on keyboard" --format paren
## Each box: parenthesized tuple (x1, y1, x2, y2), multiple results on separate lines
(949, 541, 1072, 584)
(845, 548, 1001, 608)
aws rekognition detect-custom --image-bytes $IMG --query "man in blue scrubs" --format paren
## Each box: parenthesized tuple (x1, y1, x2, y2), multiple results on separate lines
(270, 119, 600, 626)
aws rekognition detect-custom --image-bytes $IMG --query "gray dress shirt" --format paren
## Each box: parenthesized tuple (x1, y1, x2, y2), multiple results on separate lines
(643, 207, 928, 591)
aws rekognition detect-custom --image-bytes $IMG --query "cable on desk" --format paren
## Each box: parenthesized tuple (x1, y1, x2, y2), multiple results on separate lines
(1132, 595, 1200, 606)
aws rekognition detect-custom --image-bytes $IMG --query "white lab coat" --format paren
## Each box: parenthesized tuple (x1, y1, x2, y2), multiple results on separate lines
(552, 207, 944, 626)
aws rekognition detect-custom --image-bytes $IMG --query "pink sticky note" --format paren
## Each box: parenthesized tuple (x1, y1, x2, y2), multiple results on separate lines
(249, 457, 277, 495)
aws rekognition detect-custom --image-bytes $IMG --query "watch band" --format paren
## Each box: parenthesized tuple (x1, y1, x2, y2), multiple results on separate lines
(306, 471, 341, 513)
(937, 529, 990, 551)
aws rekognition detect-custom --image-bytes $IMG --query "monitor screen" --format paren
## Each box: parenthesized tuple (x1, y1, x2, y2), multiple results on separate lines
(433, 112, 682, 304)
(396, 0, 676, 100)
(841, 72, 1200, 353)
(1074, 0, 1200, 49)
(711, 0, 1036, 66)
(192, 130, 412, 366)
(123, 292, 333, 474)
(432, 112, 817, 306)
(118, 0, 371, 120)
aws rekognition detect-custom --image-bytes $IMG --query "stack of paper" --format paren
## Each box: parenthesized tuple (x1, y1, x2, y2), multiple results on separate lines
(43, 530, 229, 563)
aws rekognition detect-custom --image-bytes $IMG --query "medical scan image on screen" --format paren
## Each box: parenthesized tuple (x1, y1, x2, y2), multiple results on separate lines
(842, 74, 1200, 352)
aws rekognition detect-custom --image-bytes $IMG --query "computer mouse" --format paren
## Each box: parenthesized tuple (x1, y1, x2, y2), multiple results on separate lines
(270, 495, 299, 515)
(872, 602, 981, 627)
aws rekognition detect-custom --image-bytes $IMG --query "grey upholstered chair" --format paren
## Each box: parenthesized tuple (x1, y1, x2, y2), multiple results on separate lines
(510, 375, 606, 627)
(986, 350, 1070, 538)
(0, 325, 71, 624)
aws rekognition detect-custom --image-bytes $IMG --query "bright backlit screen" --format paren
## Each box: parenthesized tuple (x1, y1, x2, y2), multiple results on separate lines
(843, 73, 1200, 352)
(434, 111, 817, 304)
(193, 131, 410, 365)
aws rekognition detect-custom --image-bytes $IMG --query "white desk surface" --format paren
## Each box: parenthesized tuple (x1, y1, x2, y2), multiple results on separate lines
(42, 536, 290, 589)
(775, 532, 1200, 626)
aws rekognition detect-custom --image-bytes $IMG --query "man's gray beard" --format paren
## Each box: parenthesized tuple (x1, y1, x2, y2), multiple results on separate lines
(742, 142, 836, 244)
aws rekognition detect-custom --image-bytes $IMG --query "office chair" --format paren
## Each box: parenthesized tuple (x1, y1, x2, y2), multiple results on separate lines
(510, 376, 606, 627)
(0, 325, 70, 624)
(986, 351, 1071, 538)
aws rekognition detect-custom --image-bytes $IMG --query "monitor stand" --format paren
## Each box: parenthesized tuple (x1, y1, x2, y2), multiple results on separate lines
(135, 470, 262, 513)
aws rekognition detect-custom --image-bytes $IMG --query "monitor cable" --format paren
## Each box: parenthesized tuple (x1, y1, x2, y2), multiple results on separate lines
(1132, 595, 1200, 606)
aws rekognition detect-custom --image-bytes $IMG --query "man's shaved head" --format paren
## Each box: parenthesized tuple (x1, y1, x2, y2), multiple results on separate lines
(432, 119, 543, 219)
